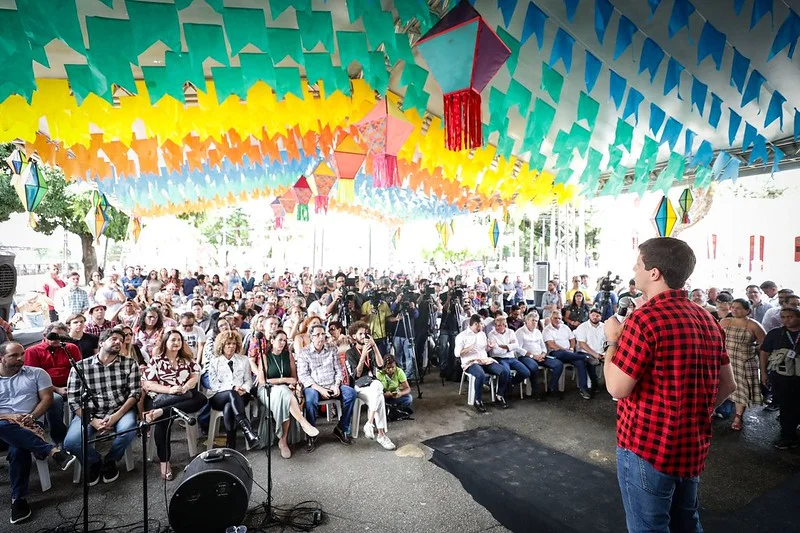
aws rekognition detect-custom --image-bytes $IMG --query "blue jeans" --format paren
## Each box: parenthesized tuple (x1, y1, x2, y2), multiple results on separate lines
(46, 392, 68, 445)
(304, 385, 356, 434)
(616, 447, 702, 533)
(0, 420, 55, 500)
(466, 362, 510, 402)
(386, 394, 413, 410)
(393, 337, 416, 380)
(64, 410, 138, 466)
(550, 349, 589, 390)
(538, 356, 564, 391)
(517, 357, 540, 390)
(495, 357, 530, 385)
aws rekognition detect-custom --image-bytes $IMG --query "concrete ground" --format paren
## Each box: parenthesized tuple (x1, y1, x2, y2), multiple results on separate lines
(1, 375, 799, 532)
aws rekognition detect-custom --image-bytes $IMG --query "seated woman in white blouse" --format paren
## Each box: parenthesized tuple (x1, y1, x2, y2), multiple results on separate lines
(204, 330, 259, 450)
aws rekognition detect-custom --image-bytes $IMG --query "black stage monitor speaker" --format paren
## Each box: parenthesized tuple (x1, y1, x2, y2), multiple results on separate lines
(169, 448, 253, 533)
(0, 253, 17, 322)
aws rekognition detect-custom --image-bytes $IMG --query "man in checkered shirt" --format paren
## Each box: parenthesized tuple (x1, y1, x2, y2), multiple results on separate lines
(64, 328, 141, 486)
(603, 238, 736, 532)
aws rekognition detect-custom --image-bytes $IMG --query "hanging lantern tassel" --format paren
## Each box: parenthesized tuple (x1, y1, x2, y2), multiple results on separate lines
(337, 179, 355, 204)
(443, 88, 483, 151)
(372, 153, 400, 188)
(296, 203, 310, 221)
(314, 195, 329, 214)
(275, 216, 284, 229)
(28, 212, 38, 229)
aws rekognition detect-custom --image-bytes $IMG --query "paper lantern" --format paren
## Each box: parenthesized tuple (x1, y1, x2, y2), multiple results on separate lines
(436, 220, 451, 249)
(293, 176, 313, 221)
(278, 189, 298, 216)
(12, 158, 48, 213)
(489, 219, 500, 249)
(652, 196, 678, 237)
(4, 148, 27, 175)
(270, 198, 286, 229)
(332, 134, 366, 204)
(415, 2, 511, 151)
(310, 161, 338, 213)
(678, 188, 694, 224)
(85, 204, 109, 244)
(355, 99, 413, 188)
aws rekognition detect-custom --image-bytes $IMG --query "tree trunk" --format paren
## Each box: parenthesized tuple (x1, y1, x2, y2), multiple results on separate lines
(80, 233, 98, 281)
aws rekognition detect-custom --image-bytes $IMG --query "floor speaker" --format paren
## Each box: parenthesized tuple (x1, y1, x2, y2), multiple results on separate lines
(0, 253, 17, 322)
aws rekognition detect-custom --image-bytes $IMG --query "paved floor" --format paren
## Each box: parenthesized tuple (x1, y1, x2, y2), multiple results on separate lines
(1, 376, 799, 532)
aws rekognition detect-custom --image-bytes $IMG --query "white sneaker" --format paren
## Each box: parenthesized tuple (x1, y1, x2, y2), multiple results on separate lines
(363, 423, 376, 440)
(376, 434, 396, 450)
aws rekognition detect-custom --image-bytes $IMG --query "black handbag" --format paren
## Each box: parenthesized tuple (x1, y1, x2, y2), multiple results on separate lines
(354, 375, 375, 388)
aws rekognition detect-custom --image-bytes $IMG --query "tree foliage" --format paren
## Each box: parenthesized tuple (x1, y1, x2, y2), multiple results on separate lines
(201, 208, 252, 249)
(1, 143, 129, 278)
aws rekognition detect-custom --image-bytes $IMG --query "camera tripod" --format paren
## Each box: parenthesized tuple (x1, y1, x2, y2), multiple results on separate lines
(391, 309, 423, 399)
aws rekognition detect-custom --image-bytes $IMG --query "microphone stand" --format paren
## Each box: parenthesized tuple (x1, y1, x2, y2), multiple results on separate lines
(256, 336, 277, 525)
(65, 348, 99, 533)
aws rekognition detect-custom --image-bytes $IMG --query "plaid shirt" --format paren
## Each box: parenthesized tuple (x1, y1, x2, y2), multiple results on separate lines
(295, 343, 342, 389)
(612, 289, 729, 477)
(67, 353, 141, 418)
(83, 318, 118, 338)
(56, 286, 90, 317)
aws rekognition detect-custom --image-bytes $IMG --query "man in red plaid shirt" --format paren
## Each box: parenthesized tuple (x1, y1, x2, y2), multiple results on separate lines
(603, 238, 736, 532)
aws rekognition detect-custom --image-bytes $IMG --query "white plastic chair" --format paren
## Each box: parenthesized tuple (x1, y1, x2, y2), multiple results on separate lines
(458, 370, 497, 406)
(351, 398, 370, 438)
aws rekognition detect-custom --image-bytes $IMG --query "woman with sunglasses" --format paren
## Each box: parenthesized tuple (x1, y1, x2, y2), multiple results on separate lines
(134, 306, 165, 363)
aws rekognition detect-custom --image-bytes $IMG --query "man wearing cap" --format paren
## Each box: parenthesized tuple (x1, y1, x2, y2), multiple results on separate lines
(23, 322, 82, 445)
(241, 269, 256, 292)
(84, 304, 117, 337)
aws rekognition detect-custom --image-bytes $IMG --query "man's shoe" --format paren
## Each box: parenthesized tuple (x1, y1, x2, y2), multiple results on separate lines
(473, 400, 487, 413)
(88, 461, 102, 487)
(10, 499, 31, 524)
(532, 391, 546, 401)
(53, 450, 76, 471)
(765, 403, 780, 412)
(363, 422, 376, 440)
(496, 396, 509, 409)
(102, 458, 119, 484)
(376, 434, 396, 450)
(333, 425, 353, 445)
(580, 389, 592, 401)
(305, 436, 317, 453)
(773, 438, 799, 450)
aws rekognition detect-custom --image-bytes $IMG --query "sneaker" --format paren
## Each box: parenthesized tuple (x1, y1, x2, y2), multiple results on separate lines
(363, 423, 376, 440)
(88, 461, 102, 487)
(580, 389, 592, 401)
(376, 434, 396, 450)
(333, 425, 353, 445)
(305, 436, 317, 453)
(773, 438, 799, 450)
(53, 450, 76, 471)
(10, 499, 31, 524)
(102, 458, 119, 484)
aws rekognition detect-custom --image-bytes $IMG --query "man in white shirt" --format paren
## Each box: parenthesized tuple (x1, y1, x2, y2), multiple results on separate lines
(488, 316, 529, 398)
(515, 311, 563, 400)
(542, 311, 592, 400)
(455, 315, 510, 413)
(178, 312, 206, 361)
(574, 308, 606, 392)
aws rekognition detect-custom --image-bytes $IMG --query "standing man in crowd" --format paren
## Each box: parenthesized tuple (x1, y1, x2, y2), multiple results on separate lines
(42, 264, 65, 323)
(55, 272, 89, 322)
(121, 266, 143, 300)
(438, 278, 463, 381)
(746, 285, 773, 324)
(604, 237, 735, 532)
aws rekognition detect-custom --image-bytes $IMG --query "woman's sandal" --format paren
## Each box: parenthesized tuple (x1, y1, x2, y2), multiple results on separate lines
(731, 413, 743, 431)
(144, 409, 163, 424)
(160, 462, 173, 481)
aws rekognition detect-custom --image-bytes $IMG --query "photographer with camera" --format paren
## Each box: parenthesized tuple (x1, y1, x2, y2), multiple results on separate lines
(360, 280, 393, 356)
(414, 279, 440, 373)
(326, 273, 362, 327)
(391, 289, 420, 381)
(438, 278, 464, 382)
(593, 274, 620, 321)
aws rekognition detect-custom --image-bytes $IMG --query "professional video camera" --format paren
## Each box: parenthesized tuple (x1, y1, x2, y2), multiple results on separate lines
(598, 271, 622, 293)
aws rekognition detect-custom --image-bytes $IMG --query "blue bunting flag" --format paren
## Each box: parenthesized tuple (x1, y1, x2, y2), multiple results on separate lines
(751, 0, 774, 29)
(594, 0, 614, 44)
(749, 134, 769, 165)
(728, 109, 742, 146)
(585, 51, 602, 94)
(498, 0, 518, 28)
(765, 90, 786, 129)
(668, 0, 695, 39)
(733, 0, 745, 16)
(647, 0, 661, 17)
(772, 146, 784, 175)
(660, 117, 682, 151)
(664, 57, 684, 98)
(684, 129, 696, 157)
(689, 140, 713, 169)
(741, 69, 765, 107)
(796, 109, 800, 141)
(742, 122, 757, 151)
(521, 1, 547, 48)
(649, 103, 666, 136)
(690, 77, 708, 116)
(549, 28, 576, 73)
(708, 93, 723, 129)
(769, 10, 800, 60)
(565, 0, 580, 22)
(622, 88, 644, 124)
(697, 21, 725, 70)
(730, 48, 750, 93)
(639, 38, 665, 83)
(614, 15, 638, 60)
(609, 69, 627, 110)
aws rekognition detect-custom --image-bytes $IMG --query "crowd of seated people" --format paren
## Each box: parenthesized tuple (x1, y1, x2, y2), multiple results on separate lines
(2, 261, 798, 525)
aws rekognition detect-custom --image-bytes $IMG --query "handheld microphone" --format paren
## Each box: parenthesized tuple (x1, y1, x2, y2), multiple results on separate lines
(172, 407, 197, 426)
(615, 296, 635, 322)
